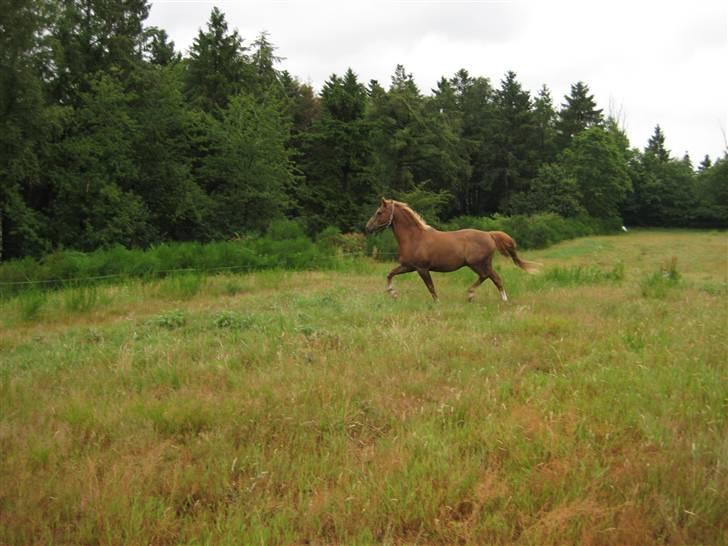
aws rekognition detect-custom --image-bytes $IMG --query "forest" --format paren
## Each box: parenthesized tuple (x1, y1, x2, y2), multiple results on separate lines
(2, 0, 726, 262)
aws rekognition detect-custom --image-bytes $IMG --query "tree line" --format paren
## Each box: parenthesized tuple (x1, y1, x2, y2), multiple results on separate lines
(2, 1, 726, 261)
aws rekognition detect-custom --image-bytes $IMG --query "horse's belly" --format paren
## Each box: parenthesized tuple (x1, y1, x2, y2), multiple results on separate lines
(429, 262, 465, 273)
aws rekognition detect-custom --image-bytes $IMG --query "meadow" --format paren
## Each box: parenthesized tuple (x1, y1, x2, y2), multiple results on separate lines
(0, 230, 726, 545)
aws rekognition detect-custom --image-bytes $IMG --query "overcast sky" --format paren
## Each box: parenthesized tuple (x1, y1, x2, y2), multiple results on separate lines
(148, 0, 727, 162)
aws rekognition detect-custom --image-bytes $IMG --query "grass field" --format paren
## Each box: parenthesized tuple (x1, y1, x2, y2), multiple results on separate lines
(1, 230, 726, 545)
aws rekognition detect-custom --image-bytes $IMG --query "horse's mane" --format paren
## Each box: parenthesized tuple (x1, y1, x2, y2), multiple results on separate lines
(390, 200, 432, 230)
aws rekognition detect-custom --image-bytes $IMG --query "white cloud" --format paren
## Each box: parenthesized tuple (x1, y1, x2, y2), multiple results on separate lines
(148, 0, 728, 160)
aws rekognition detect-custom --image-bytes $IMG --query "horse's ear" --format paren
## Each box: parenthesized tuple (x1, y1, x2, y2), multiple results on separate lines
(381, 197, 387, 206)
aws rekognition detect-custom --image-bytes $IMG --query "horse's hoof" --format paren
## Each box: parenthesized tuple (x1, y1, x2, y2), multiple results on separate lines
(387, 289, 398, 299)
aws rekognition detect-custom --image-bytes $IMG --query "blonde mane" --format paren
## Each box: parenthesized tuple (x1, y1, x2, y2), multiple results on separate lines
(390, 200, 432, 230)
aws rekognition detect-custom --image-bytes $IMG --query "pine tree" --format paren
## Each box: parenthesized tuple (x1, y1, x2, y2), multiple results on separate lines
(533, 85, 558, 165)
(698, 155, 712, 173)
(645, 125, 670, 162)
(490, 71, 537, 211)
(251, 31, 283, 93)
(556, 81, 603, 150)
(298, 69, 375, 231)
(451, 71, 496, 215)
(184, 7, 251, 113)
(48, 0, 150, 105)
(143, 27, 179, 66)
(367, 65, 468, 218)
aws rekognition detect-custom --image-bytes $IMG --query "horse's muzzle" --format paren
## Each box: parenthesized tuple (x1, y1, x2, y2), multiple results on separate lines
(365, 222, 384, 234)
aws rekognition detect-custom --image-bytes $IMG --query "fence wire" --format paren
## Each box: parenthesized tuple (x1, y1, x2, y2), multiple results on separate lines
(0, 251, 401, 290)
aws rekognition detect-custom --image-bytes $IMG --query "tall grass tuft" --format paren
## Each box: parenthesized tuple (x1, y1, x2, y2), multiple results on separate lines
(157, 273, 204, 300)
(532, 262, 625, 289)
(16, 289, 47, 322)
(63, 284, 99, 314)
(641, 257, 681, 298)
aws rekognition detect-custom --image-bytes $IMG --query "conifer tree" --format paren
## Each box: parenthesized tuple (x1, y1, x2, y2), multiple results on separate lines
(645, 125, 670, 162)
(143, 27, 179, 66)
(556, 81, 603, 150)
(251, 31, 283, 93)
(698, 155, 712, 173)
(298, 69, 375, 231)
(184, 7, 250, 113)
(533, 85, 558, 165)
(490, 71, 537, 211)
(48, 0, 150, 105)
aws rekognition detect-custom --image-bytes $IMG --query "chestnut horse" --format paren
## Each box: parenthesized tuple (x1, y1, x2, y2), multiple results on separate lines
(365, 198, 541, 302)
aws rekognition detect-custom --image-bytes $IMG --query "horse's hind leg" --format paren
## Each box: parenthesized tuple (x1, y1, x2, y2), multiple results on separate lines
(487, 266, 508, 302)
(466, 274, 487, 302)
(417, 269, 439, 302)
(466, 260, 490, 302)
(469, 257, 507, 302)
(386, 264, 414, 298)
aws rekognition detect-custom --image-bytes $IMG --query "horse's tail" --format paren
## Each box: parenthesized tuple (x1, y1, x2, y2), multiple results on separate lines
(490, 231, 542, 274)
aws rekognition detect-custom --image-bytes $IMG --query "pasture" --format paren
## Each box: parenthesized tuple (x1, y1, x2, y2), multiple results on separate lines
(1, 230, 726, 545)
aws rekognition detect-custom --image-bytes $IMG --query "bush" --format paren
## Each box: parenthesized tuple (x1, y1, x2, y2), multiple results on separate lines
(0, 225, 341, 299)
(444, 213, 617, 250)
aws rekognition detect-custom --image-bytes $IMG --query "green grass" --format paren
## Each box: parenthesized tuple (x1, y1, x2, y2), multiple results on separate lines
(0, 230, 726, 545)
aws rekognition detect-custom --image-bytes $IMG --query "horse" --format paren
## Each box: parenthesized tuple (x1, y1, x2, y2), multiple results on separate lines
(365, 198, 541, 302)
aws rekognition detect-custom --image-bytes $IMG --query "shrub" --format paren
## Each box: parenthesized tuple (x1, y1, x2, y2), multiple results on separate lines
(532, 263, 625, 289)
(213, 311, 256, 330)
(444, 213, 617, 250)
(63, 285, 99, 314)
(147, 310, 186, 330)
(16, 290, 47, 322)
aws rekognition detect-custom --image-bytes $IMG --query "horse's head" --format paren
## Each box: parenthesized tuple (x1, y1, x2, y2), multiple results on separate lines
(366, 198, 395, 234)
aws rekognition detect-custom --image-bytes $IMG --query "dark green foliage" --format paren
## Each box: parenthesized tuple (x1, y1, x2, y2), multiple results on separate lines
(0, 220, 334, 299)
(143, 27, 179, 66)
(445, 213, 616, 250)
(694, 156, 728, 226)
(1, 3, 724, 269)
(622, 125, 722, 227)
(184, 7, 251, 113)
(556, 81, 603, 150)
(47, 0, 150, 105)
(46, 74, 156, 250)
(367, 65, 470, 217)
(490, 71, 538, 211)
(197, 93, 294, 237)
(0, 0, 52, 260)
(508, 163, 585, 218)
(297, 69, 376, 232)
(560, 127, 631, 220)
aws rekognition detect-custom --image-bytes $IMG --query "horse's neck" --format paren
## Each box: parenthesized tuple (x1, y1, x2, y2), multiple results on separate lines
(391, 207, 425, 253)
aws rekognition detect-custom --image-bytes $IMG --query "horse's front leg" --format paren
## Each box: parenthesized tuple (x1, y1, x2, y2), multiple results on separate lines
(386, 264, 414, 298)
(417, 269, 439, 302)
